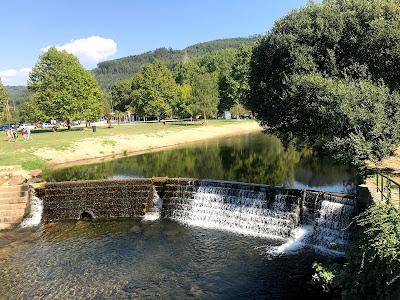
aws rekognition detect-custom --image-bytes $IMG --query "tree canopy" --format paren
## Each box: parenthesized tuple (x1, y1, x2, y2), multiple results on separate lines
(249, 0, 400, 164)
(130, 61, 178, 119)
(0, 79, 8, 114)
(219, 45, 252, 112)
(27, 47, 104, 122)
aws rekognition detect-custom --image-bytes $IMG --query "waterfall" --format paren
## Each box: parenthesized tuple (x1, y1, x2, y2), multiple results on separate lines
(20, 189, 43, 228)
(167, 181, 300, 238)
(163, 180, 355, 255)
(143, 187, 163, 221)
(310, 195, 354, 254)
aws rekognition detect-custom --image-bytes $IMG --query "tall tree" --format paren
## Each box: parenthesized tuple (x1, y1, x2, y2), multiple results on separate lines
(249, 0, 400, 164)
(110, 79, 131, 112)
(28, 47, 104, 125)
(219, 45, 253, 112)
(130, 61, 178, 120)
(0, 79, 9, 121)
(191, 73, 219, 121)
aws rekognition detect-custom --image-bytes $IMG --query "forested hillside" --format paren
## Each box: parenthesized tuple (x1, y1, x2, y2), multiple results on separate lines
(5, 86, 32, 108)
(93, 36, 258, 90)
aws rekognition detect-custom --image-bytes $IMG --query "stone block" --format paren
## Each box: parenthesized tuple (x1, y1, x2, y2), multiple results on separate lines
(9, 175, 26, 186)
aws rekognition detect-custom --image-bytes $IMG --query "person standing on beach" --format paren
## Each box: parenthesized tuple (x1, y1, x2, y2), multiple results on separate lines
(26, 127, 32, 140)
(21, 128, 27, 140)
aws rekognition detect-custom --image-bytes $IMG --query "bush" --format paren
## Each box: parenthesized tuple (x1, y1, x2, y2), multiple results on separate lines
(313, 203, 400, 299)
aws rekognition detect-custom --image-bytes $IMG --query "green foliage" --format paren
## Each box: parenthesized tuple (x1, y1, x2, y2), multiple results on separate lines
(5, 86, 32, 108)
(219, 45, 253, 112)
(283, 74, 400, 164)
(0, 80, 9, 120)
(28, 47, 104, 122)
(110, 79, 131, 112)
(340, 203, 400, 299)
(174, 84, 193, 117)
(312, 262, 342, 293)
(130, 61, 178, 118)
(93, 37, 257, 90)
(229, 103, 247, 119)
(249, 0, 400, 165)
(191, 73, 219, 120)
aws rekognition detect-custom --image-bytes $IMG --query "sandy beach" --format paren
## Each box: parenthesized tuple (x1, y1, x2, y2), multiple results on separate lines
(33, 121, 263, 168)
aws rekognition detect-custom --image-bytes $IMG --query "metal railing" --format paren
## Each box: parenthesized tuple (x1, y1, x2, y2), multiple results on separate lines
(375, 170, 400, 209)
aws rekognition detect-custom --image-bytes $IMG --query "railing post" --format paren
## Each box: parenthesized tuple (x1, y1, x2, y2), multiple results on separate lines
(381, 174, 384, 202)
(376, 171, 379, 192)
(387, 179, 392, 204)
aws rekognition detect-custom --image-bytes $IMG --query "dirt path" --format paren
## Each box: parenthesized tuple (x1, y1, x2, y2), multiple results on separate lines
(34, 122, 262, 168)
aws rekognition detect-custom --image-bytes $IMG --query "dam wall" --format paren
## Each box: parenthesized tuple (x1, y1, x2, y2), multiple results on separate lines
(42, 179, 154, 222)
(40, 177, 356, 253)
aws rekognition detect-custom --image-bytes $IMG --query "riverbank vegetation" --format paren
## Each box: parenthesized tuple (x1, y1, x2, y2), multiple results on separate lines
(248, 0, 400, 167)
(313, 203, 400, 299)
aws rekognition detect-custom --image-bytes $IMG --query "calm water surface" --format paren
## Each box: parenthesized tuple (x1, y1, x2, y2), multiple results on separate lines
(0, 219, 339, 299)
(48, 133, 358, 193)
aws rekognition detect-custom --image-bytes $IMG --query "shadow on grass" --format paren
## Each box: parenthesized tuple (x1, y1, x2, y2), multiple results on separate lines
(31, 127, 85, 134)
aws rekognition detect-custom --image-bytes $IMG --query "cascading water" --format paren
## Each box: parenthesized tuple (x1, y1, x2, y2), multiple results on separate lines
(310, 195, 354, 254)
(164, 180, 355, 255)
(143, 187, 163, 221)
(167, 181, 300, 238)
(19, 189, 43, 228)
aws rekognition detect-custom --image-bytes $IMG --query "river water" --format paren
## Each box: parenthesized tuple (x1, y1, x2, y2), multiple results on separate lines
(47, 133, 358, 193)
(0, 133, 356, 299)
(0, 219, 341, 299)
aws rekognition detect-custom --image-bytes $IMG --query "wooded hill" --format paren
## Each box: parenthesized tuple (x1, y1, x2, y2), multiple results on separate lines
(93, 36, 258, 90)
(5, 86, 32, 108)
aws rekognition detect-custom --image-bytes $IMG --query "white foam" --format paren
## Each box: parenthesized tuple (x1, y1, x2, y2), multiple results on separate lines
(270, 225, 312, 255)
(143, 188, 163, 221)
(19, 190, 43, 228)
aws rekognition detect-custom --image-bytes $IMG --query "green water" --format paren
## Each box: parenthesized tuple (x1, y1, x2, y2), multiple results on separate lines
(47, 133, 357, 193)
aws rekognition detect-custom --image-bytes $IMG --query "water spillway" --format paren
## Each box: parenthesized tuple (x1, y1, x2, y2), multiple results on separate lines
(161, 179, 355, 253)
(38, 177, 355, 254)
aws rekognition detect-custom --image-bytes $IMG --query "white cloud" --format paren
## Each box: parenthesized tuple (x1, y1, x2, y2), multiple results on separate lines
(44, 36, 117, 66)
(0, 69, 18, 78)
(20, 68, 32, 77)
(0, 68, 31, 85)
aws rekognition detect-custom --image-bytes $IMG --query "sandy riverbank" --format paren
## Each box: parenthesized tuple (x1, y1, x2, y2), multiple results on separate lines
(34, 121, 263, 168)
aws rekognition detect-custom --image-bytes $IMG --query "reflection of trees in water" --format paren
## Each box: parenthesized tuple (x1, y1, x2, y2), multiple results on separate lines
(47, 163, 117, 182)
(47, 133, 356, 188)
(218, 135, 301, 185)
(295, 154, 357, 188)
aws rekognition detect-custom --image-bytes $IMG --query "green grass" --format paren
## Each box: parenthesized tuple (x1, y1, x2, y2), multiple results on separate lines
(0, 120, 254, 170)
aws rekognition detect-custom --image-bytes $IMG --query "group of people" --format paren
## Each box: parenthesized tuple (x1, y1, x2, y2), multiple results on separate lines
(5, 127, 32, 141)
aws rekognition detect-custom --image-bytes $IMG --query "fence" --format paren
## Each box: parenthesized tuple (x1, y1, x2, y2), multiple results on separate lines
(375, 170, 400, 209)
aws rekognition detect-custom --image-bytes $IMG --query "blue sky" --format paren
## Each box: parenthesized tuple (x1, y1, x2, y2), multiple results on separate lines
(0, 0, 310, 85)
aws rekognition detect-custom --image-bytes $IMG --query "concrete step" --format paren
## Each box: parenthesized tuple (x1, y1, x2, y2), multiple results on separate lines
(0, 196, 29, 205)
(0, 215, 24, 223)
(0, 208, 27, 218)
(0, 191, 28, 199)
(0, 223, 20, 230)
(0, 202, 28, 211)
(0, 185, 29, 193)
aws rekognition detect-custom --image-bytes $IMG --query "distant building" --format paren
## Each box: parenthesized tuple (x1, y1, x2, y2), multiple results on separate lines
(223, 111, 231, 120)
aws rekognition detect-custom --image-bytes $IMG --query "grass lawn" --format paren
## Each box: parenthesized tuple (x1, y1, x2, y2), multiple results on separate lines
(0, 119, 253, 171)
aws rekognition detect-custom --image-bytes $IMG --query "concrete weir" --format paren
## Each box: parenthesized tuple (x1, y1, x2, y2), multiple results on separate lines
(41, 177, 355, 222)
(40, 178, 356, 253)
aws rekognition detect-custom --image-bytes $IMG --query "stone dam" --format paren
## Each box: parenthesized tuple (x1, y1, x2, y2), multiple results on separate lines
(38, 178, 356, 253)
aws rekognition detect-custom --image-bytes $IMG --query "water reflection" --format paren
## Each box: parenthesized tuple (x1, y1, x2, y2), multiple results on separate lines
(47, 133, 358, 193)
